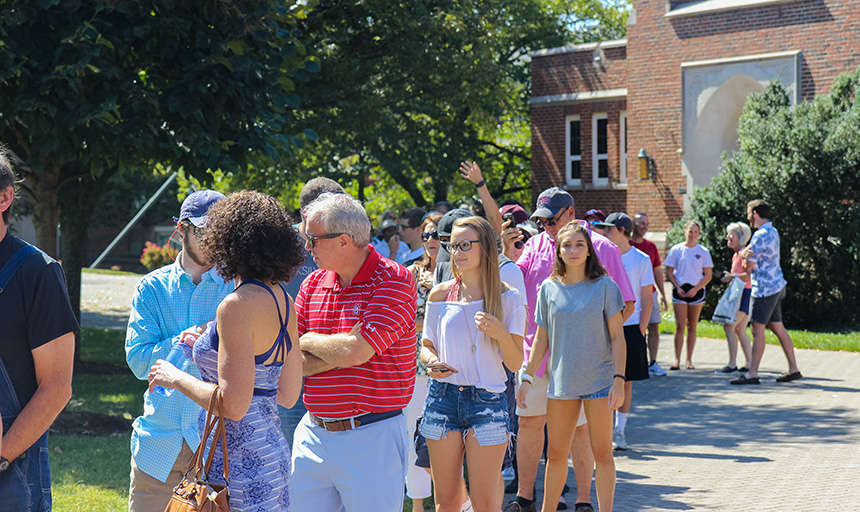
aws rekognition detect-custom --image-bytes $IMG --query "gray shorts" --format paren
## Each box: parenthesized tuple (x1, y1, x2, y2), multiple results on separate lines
(750, 287, 786, 324)
(649, 292, 661, 324)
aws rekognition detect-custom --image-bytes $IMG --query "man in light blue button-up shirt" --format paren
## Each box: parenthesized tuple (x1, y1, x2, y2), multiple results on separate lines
(125, 190, 233, 511)
(731, 200, 801, 385)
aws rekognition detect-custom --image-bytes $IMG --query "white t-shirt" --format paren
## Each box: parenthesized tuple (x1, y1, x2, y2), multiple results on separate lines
(372, 239, 410, 263)
(499, 260, 528, 310)
(424, 289, 527, 392)
(664, 243, 713, 286)
(620, 248, 656, 326)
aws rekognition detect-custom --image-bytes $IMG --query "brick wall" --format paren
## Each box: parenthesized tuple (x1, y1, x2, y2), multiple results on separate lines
(530, 0, 860, 231)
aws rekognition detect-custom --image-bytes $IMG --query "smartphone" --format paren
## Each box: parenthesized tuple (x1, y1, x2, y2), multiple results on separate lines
(426, 362, 458, 374)
(503, 213, 514, 225)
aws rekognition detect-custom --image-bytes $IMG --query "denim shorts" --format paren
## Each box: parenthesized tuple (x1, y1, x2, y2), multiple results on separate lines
(419, 380, 510, 446)
(580, 384, 612, 400)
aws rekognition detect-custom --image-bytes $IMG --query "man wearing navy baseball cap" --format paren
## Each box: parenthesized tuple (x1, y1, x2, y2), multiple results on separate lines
(125, 190, 235, 512)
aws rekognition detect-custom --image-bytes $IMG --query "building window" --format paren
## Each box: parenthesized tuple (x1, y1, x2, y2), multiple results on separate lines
(620, 111, 628, 184)
(592, 113, 608, 185)
(565, 115, 581, 186)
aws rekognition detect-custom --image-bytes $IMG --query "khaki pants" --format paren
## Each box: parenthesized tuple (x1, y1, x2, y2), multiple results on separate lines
(128, 441, 194, 512)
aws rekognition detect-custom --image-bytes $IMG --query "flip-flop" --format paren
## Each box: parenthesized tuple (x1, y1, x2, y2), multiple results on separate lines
(776, 371, 802, 382)
(730, 375, 760, 385)
(669, 365, 680, 371)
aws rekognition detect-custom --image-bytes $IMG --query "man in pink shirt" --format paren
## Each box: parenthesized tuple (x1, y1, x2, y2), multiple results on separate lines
(501, 187, 634, 512)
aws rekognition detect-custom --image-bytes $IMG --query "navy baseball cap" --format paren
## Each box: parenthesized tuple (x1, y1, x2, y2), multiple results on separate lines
(174, 190, 225, 227)
(531, 187, 574, 219)
(596, 212, 633, 233)
(437, 208, 473, 237)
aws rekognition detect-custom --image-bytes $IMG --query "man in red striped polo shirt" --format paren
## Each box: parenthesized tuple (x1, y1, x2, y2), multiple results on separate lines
(290, 192, 417, 512)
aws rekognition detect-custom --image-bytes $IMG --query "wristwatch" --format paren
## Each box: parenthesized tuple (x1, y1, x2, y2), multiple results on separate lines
(0, 457, 10, 473)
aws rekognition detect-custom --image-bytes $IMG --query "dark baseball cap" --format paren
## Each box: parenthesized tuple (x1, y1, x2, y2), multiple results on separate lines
(584, 209, 606, 222)
(596, 212, 633, 233)
(173, 190, 225, 227)
(437, 208, 472, 237)
(531, 187, 574, 219)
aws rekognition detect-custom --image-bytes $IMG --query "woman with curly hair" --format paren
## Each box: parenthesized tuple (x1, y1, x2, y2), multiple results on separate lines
(148, 190, 306, 511)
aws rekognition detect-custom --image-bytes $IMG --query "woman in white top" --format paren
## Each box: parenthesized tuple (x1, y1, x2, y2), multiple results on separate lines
(419, 216, 526, 512)
(664, 220, 713, 370)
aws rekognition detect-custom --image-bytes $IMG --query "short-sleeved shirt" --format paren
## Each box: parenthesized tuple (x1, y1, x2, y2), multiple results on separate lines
(664, 243, 713, 286)
(620, 248, 656, 326)
(296, 246, 417, 419)
(630, 238, 661, 294)
(731, 252, 752, 290)
(0, 234, 79, 407)
(535, 276, 624, 398)
(746, 222, 786, 298)
(423, 289, 526, 392)
(516, 222, 634, 377)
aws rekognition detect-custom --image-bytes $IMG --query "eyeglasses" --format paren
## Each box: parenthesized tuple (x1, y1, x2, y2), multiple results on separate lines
(183, 222, 205, 239)
(305, 232, 344, 249)
(535, 209, 566, 229)
(450, 240, 480, 253)
(422, 231, 439, 241)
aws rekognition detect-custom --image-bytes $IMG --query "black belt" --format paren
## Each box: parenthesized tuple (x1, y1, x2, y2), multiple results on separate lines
(309, 409, 402, 432)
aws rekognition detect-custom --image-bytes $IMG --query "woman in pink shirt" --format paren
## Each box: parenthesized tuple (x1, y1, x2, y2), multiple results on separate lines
(715, 222, 753, 375)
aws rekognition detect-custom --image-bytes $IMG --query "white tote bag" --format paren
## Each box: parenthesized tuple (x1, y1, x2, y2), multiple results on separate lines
(711, 277, 745, 324)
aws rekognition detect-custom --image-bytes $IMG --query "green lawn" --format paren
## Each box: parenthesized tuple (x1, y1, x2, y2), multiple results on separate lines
(658, 312, 860, 352)
(82, 267, 142, 277)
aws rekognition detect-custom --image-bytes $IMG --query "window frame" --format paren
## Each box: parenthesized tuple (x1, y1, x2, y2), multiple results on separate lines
(592, 112, 609, 186)
(565, 114, 582, 186)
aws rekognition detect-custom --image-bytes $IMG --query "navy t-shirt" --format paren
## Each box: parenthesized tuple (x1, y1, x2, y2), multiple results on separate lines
(0, 233, 79, 408)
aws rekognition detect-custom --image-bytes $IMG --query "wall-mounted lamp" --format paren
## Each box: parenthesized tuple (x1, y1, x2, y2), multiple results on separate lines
(592, 44, 605, 70)
(637, 148, 654, 180)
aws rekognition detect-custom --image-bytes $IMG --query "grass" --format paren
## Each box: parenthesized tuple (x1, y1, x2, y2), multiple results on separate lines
(82, 267, 141, 276)
(658, 312, 860, 352)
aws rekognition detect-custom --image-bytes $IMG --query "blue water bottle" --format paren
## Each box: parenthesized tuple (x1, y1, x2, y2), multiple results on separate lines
(152, 341, 190, 396)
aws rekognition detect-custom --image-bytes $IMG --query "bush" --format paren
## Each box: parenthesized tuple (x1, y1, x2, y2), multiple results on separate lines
(140, 241, 178, 272)
(674, 68, 860, 329)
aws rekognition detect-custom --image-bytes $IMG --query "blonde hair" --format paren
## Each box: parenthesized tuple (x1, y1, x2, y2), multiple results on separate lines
(450, 216, 505, 325)
(726, 221, 752, 246)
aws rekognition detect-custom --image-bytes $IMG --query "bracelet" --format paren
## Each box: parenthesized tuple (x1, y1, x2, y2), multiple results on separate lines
(475, 179, 486, 188)
(520, 373, 535, 385)
(613, 373, 627, 381)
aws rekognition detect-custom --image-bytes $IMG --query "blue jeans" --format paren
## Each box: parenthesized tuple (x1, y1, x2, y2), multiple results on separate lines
(278, 390, 307, 449)
(0, 357, 51, 512)
(420, 381, 510, 446)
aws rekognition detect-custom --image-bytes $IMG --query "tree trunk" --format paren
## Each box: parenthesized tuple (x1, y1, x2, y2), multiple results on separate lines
(28, 165, 63, 259)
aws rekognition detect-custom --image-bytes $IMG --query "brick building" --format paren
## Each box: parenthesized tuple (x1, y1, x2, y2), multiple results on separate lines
(530, 0, 860, 232)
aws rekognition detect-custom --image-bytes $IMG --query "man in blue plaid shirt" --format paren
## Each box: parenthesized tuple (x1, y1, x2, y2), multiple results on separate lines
(125, 190, 233, 511)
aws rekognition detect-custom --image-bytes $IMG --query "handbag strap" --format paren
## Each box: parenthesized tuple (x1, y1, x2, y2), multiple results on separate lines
(200, 387, 230, 483)
(187, 387, 220, 480)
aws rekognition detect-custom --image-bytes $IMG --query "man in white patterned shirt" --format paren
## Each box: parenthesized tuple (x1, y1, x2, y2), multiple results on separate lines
(125, 190, 234, 511)
(731, 199, 801, 385)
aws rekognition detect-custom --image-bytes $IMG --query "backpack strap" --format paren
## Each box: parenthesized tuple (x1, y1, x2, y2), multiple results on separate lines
(0, 244, 38, 294)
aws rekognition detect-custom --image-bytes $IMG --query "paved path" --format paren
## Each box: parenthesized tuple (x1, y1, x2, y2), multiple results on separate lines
(509, 335, 860, 511)
(81, 275, 860, 510)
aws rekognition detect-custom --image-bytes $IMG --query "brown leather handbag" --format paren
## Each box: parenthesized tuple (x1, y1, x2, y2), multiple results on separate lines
(164, 387, 230, 512)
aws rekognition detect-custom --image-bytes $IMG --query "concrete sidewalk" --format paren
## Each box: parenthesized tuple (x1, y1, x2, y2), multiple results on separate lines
(507, 333, 860, 511)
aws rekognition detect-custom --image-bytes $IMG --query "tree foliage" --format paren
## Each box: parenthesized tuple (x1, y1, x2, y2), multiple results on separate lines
(234, 0, 628, 217)
(674, 69, 860, 329)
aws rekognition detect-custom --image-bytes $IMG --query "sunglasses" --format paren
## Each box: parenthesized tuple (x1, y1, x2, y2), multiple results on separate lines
(305, 232, 344, 249)
(535, 209, 566, 229)
(449, 240, 480, 253)
(183, 222, 206, 239)
(422, 231, 439, 241)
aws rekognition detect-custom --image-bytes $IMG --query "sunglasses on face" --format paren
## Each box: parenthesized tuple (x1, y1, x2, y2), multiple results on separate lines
(422, 231, 439, 241)
(535, 209, 565, 228)
(305, 232, 344, 249)
(183, 222, 206, 239)
(450, 240, 480, 253)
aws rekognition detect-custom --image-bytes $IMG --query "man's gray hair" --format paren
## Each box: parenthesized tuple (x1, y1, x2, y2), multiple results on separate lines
(0, 148, 17, 224)
(303, 192, 371, 248)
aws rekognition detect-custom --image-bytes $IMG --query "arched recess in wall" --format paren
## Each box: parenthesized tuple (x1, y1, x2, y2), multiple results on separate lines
(686, 74, 764, 189)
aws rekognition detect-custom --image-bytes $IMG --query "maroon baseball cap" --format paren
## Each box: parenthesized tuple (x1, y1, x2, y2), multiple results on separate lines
(584, 209, 606, 222)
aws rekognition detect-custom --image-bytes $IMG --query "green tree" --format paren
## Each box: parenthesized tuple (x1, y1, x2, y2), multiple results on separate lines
(236, 0, 627, 213)
(676, 69, 860, 328)
(0, 0, 315, 358)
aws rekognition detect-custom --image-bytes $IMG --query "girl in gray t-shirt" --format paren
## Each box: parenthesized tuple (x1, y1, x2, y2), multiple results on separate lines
(516, 221, 626, 512)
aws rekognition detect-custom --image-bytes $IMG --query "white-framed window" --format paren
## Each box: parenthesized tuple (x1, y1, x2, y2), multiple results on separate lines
(592, 113, 609, 185)
(565, 115, 582, 186)
(620, 111, 628, 184)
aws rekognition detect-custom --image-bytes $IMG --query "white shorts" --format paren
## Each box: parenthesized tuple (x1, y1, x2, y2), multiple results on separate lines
(517, 374, 586, 426)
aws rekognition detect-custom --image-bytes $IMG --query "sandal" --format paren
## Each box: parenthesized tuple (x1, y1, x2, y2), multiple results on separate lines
(730, 374, 760, 385)
(776, 371, 802, 383)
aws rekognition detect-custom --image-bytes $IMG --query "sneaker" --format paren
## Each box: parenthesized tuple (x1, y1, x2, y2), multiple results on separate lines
(738, 366, 749, 373)
(612, 428, 628, 450)
(648, 361, 668, 376)
(503, 501, 536, 512)
(574, 504, 595, 512)
(461, 497, 474, 512)
(715, 365, 739, 375)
